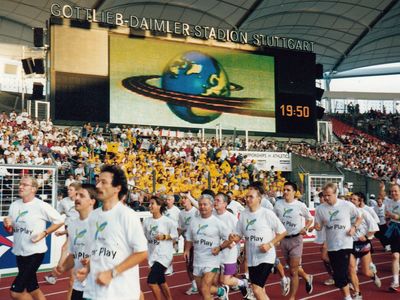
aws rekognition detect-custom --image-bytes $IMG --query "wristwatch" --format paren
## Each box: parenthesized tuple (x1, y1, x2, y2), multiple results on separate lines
(111, 268, 119, 278)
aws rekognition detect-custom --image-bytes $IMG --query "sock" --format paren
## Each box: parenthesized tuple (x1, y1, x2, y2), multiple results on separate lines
(217, 287, 225, 297)
(394, 274, 399, 284)
(192, 280, 197, 289)
(237, 279, 246, 287)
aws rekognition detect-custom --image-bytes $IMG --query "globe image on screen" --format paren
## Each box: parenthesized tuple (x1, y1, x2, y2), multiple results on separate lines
(161, 51, 230, 123)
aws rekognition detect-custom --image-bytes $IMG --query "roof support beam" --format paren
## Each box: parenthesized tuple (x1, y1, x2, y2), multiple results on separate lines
(235, 0, 264, 29)
(331, 0, 400, 73)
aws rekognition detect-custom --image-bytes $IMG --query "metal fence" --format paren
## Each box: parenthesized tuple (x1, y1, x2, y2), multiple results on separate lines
(0, 165, 58, 216)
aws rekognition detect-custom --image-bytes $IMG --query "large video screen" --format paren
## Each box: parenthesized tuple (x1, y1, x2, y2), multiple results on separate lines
(50, 21, 317, 137)
(110, 35, 276, 132)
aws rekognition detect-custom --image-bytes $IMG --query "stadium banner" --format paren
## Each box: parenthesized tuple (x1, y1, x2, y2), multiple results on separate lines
(232, 151, 292, 172)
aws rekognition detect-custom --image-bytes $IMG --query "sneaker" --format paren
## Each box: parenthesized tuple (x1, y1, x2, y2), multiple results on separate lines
(369, 263, 377, 274)
(352, 292, 362, 300)
(324, 278, 335, 286)
(372, 274, 381, 288)
(44, 275, 57, 285)
(240, 287, 256, 300)
(239, 280, 254, 299)
(280, 276, 291, 296)
(389, 282, 399, 292)
(185, 287, 199, 295)
(305, 275, 313, 294)
(245, 289, 256, 300)
(218, 285, 229, 300)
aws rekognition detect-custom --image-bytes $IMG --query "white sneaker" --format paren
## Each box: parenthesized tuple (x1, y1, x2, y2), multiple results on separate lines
(218, 285, 229, 300)
(352, 292, 362, 300)
(372, 274, 381, 288)
(389, 282, 399, 292)
(280, 276, 291, 296)
(324, 278, 335, 286)
(44, 275, 57, 285)
(185, 286, 199, 295)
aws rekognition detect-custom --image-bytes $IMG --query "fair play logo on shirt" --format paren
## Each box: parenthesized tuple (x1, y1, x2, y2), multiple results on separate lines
(95, 221, 108, 240)
(74, 229, 87, 245)
(245, 218, 257, 231)
(283, 208, 293, 218)
(329, 210, 340, 222)
(149, 225, 158, 237)
(196, 224, 208, 235)
(16, 210, 28, 222)
(184, 216, 192, 225)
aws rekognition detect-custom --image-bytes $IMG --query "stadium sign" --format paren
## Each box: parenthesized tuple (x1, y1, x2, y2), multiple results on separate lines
(50, 3, 315, 52)
(232, 151, 292, 172)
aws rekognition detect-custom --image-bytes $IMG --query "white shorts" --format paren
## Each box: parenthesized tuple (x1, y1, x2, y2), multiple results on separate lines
(193, 266, 220, 277)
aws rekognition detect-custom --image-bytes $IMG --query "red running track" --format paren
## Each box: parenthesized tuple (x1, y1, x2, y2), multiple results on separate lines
(0, 241, 398, 299)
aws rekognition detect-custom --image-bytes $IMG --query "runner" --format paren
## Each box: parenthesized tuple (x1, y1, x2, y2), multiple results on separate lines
(274, 181, 314, 300)
(214, 192, 249, 295)
(143, 195, 178, 300)
(52, 183, 98, 300)
(184, 194, 231, 300)
(76, 164, 148, 300)
(348, 192, 381, 300)
(314, 182, 362, 300)
(178, 193, 200, 295)
(45, 182, 81, 292)
(4, 176, 64, 300)
(385, 184, 400, 292)
(373, 193, 390, 251)
(230, 188, 287, 300)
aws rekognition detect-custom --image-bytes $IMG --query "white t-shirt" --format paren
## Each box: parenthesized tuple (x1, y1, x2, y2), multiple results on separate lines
(83, 202, 148, 300)
(215, 211, 239, 264)
(373, 204, 386, 225)
(8, 198, 63, 256)
(384, 198, 400, 224)
(227, 200, 245, 219)
(274, 199, 313, 235)
(68, 216, 90, 292)
(362, 205, 380, 224)
(353, 208, 379, 241)
(164, 205, 180, 224)
(235, 207, 286, 267)
(186, 214, 228, 268)
(315, 199, 361, 251)
(57, 197, 78, 225)
(261, 197, 274, 211)
(143, 216, 178, 268)
(178, 207, 199, 238)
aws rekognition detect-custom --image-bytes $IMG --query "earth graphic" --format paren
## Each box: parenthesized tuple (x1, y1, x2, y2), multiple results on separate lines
(161, 51, 230, 123)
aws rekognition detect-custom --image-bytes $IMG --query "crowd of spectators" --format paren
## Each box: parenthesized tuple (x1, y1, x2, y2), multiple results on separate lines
(333, 108, 400, 143)
(1, 109, 399, 205)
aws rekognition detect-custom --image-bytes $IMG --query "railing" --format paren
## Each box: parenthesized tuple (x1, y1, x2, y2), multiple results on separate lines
(0, 164, 58, 216)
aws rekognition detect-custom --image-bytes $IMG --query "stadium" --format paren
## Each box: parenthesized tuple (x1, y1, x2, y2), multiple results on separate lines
(0, 1, 399, 300)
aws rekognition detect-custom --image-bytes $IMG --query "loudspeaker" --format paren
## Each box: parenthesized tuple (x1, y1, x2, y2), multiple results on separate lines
(33, 28, 44, 47)
(21, 58, 34, 74)
(315, 64, 323, 79)
(316, 87, 325, 101)
(70, 19, 91, 29)
(316, 106, 325, 119)
(31, 83, 44, 100)
(33, 58, 45, 74)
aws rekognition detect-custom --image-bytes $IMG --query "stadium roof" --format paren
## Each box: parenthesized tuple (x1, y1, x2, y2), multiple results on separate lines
(0, 0, 399, 77)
